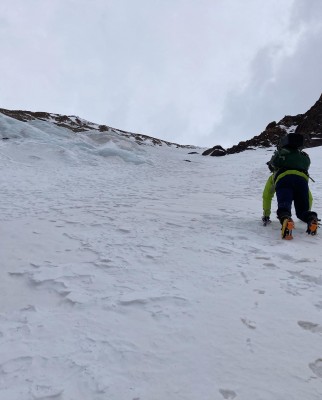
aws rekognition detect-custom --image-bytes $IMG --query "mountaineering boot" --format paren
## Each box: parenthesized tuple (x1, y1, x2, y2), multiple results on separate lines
(306, 216, 319, 235)
(281, 217, 295, 240)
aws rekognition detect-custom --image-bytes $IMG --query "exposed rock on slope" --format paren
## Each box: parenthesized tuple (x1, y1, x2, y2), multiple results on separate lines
(203, 93, 322, 156)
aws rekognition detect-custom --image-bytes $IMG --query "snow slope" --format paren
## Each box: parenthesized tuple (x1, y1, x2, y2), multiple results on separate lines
(1, 113, 322, 400)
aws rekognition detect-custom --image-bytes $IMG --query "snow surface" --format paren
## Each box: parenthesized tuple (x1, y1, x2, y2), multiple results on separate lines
(1, 113, 322, 400)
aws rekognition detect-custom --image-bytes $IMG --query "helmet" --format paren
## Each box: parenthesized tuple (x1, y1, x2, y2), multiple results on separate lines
(278, 133, 304, 149)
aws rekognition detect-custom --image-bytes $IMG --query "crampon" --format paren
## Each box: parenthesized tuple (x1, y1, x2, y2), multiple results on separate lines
(281, 218, 295, 240)
(306, 218, 320, 236)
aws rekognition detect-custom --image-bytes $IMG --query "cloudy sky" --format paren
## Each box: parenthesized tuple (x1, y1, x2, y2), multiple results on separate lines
(1, 0, 322, 147)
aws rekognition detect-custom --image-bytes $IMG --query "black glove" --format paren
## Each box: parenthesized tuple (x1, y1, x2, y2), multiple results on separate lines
(262, 216, 271, 225)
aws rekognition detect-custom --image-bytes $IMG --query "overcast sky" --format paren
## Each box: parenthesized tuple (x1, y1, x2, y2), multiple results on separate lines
(1, 0, 322, 147)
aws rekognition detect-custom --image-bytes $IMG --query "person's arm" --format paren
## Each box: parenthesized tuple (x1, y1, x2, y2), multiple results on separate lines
(262, 175, 275, 217)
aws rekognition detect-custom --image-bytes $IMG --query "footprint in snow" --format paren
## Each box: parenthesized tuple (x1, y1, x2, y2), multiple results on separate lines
(298, 321, 322, 334)
(309, 359, 322, 378)
(219, 388, 237, 399)
(241, 317, 256, 330)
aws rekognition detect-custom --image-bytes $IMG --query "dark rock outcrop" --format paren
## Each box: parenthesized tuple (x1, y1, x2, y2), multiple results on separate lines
(203, 93, 322, 156)
(202, 145, 227, 156)
(295, 94, 322, 147)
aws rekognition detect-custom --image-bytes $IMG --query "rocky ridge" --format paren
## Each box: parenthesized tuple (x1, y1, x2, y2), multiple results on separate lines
(0, 108, 196, 149)
(1, 93, 322, 155)
(203, 93, 322, 156)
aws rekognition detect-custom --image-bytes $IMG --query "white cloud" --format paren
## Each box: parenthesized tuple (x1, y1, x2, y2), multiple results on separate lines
(2, 0, 318, 147)
(208, 0, 322, 148)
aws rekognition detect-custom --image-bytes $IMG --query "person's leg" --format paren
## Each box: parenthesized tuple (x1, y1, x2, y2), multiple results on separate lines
(293, 176, 311, 222)
(275, 176, 293, 224)
(292, 175, 319, 234)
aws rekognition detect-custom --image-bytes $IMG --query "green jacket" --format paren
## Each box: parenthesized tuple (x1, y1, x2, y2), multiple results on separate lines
(262, 170, 313, 217)
(269, 147, 310, 172)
